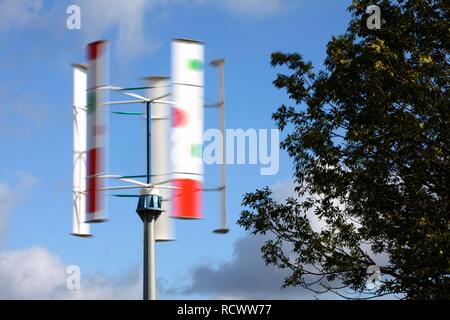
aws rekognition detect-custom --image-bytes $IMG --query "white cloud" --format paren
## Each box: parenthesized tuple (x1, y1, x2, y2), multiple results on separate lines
(0, 0, 290, 58)
(0, 245, 143, 299)
(74, 268, 142, 300)
(15, 170, 39, 190)
(0, 89, 51, 139)
(164, 179, 335, 299)
(188, 0, 288, 18)
(0, 172, 38, 244)
(0, 183, 14, 245)
(170, 179, 397, 300)
(77, 0, 290, 57)
(0, 0, 44, 32)
(221, 0, 284, 18)
(78, 0, 160, 58)
(179, 235, 325, 299)
(271, 179, 326, 232)
(0, 246, 66, 299)
(0, 174, 142, 299)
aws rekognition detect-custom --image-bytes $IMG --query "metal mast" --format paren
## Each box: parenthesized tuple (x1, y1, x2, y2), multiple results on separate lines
(137, 101, 160, 300)
(211, 59, 229, 234)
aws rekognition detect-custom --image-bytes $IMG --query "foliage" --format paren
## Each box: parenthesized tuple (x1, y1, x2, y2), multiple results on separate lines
(238, 0, 449, 299)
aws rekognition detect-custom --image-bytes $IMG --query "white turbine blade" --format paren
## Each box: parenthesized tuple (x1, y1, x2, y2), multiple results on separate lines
(72, 63, 91, 237)
(149, 93, 171, 102)
(154, 185, 181, 190)
(171, 38, 204, 219)
(101, 185, 149, 191)
(100, 85, 150, 101)
(98, 85, 123, 91)
(151, 100, 177, 105)
(118, 177, 150, 187)
(122, 91, 149, 101)
(97, 174, 121, 178)
(147, 76, 175, 241)
(85, 40, 109, 223)
(100, 99, 144, 106)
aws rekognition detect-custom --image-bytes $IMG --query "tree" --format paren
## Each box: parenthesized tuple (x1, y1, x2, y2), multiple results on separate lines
(238, 0, 449, 300)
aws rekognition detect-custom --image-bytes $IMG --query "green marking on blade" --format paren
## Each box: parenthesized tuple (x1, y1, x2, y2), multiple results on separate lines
(111, 111, 144, 116)
(187, 59, 203, 71)
(87, 92, 96, 114)
(190, 143, 202, 158)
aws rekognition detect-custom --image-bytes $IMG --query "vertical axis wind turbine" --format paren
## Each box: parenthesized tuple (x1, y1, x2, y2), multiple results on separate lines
(71, 38, 228, 300)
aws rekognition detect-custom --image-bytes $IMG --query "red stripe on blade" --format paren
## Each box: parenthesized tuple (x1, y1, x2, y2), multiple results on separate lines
(87, 41, 106, 60)
(172, 107, 187, 128)
(172, 179, 202, 219)
(87, 148, 101, 213)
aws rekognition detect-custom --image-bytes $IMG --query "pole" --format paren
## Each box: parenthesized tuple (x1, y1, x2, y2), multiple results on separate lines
(143, 101, 157, 300)
(146, 101, 151, 185)
(143, 213, 156, 300)
(211, 59, 229, 234)
(149, 214, 156, 300)
(219, 62, 227, 231)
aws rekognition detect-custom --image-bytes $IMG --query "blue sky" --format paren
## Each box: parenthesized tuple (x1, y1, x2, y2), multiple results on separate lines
(0, 0, 352, 299)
